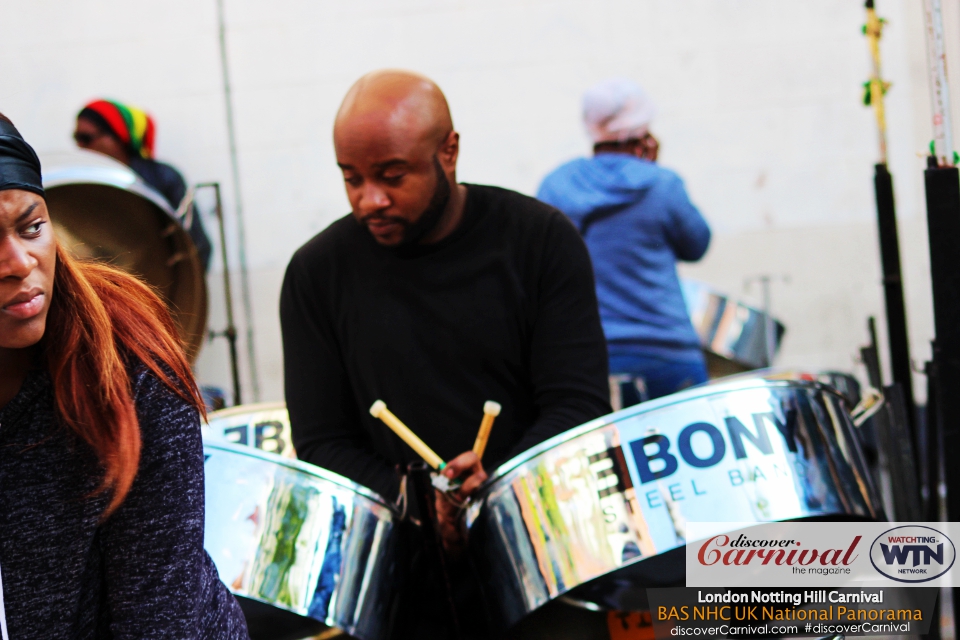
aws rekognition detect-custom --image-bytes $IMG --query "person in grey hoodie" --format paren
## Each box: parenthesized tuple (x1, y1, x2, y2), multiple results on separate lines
(538, 78, 711, 404)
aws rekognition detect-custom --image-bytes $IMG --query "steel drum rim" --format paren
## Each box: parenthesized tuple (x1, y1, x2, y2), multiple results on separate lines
(485, 376, 848, 484)
(206, 401, 287, 421)
(682, 279, 786, 334)
(203, 439, 398, 511)
(43, 165, 177, 218)
(705, 367, 855, 384)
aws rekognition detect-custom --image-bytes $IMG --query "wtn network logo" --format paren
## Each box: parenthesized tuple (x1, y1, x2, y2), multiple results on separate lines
(869, 525, 956, 583)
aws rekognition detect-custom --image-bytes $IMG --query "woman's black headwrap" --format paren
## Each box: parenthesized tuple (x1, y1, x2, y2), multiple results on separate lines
(0, 117, 44, 198)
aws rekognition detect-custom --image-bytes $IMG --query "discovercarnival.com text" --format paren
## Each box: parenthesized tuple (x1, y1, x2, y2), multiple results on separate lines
(668, 622, 912, 636)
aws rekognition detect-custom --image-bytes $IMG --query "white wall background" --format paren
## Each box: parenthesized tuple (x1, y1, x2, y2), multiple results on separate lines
(0, 0, 948, 403)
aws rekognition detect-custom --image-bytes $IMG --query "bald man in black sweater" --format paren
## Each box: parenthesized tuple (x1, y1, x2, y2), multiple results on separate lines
(280, 70, 610, 637)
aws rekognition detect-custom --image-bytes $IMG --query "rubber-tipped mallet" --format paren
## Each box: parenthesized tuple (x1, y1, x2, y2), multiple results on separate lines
(472, 401, 502, 461)
(369, 400, 445, 470)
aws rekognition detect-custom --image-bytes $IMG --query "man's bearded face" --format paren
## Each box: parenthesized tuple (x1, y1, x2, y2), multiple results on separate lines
(338, 145, 452, 248)
(355, 156, 450, 246)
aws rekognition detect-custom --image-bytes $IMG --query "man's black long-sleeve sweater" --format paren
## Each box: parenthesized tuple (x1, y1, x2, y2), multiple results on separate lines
(280, 184, 611, 500)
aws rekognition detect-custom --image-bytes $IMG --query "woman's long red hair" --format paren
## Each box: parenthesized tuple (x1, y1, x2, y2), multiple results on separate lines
(43, 245, 205, 517)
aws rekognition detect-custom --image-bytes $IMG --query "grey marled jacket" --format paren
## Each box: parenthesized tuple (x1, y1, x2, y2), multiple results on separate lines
(0, 366, 249, 639)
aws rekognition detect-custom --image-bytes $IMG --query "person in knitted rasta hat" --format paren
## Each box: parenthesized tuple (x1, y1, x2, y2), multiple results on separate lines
(76, 99, 156, 160)
(75, 99, 212, 270)
(538, 78, 712, 406)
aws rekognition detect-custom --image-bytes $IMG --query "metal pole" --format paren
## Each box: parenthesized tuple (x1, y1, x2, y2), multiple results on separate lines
(923, 353, 941, 524)
(862, 2, 916, 434)
(197, 182, 242, 406)
(872, 165, 916, 433)
(215, 0, 261, 401)
(921, 3, 958, 634)
(864, 0, 890, 164)
(922, 0, 955, 166)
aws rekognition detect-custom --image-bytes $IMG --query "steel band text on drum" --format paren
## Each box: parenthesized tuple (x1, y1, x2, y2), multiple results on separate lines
(629, 411, 793, 484)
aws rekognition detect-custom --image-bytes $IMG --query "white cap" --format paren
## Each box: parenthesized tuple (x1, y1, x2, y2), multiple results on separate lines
(369, 400, 386, 418)
(484, 401, 502, 416)
(582, 77, 657, 144)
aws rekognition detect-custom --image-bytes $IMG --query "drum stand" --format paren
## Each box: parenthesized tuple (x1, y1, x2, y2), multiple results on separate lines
(190, 182, 243, 407)
(859, 318, 922, 521)
(401, 462, 464, 640)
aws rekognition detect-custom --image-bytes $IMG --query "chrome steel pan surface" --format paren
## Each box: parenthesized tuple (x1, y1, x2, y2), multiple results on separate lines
(681, 279, 785, 375)
(468, 378, 880, 628)
(203, 440, 398, 640)
(42, 150, 207, 361)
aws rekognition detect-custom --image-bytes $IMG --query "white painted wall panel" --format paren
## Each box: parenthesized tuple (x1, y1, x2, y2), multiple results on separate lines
(0, 0, 942, 403)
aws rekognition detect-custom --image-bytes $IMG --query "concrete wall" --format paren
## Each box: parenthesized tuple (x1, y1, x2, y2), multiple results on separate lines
(0, 0, 946, 403)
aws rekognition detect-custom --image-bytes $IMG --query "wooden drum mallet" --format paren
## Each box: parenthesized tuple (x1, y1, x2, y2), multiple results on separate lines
(369, 400, 445, 470)
(472, 401, 501, 461)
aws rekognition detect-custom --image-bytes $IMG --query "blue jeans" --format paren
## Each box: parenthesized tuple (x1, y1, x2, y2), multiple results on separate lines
(609, 352, 708, 408)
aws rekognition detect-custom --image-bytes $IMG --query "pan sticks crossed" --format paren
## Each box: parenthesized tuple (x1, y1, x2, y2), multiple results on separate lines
(369, 399, 502, 471)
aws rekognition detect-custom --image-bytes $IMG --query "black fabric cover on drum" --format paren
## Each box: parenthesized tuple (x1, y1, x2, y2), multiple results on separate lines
(238, 598, 326, 640)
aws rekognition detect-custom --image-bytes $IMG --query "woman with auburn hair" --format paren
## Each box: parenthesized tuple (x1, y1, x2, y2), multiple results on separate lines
(0, 116, 248, 639)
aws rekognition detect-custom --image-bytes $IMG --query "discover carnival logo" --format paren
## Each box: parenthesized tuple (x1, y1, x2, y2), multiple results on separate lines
(697, 533, 862, 572)
(869, 526, 956, 583)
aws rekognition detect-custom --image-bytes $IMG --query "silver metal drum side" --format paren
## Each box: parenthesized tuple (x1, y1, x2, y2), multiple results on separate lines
(203, 441, 397, 640)
(681, 279, 785, 373)
(469, 380, 880, 626)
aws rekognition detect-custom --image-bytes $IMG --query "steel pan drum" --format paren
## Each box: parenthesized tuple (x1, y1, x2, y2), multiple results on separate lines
(203, 440, 398, 640)
(206, 402, 296, 459)
(42, 150, 207, 361)
(681, 280, 786, 376)
(468, 378, 880, 629)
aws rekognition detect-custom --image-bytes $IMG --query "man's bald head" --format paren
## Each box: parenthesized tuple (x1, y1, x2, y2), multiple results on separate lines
(335, 70, 453, 153)
(333, 70, 465, 247)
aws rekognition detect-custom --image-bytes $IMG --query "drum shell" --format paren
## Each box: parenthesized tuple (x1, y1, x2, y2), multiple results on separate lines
(468, 379, 881, 629)
(42, 151, 208, 362)
(203, 441, 398, 640)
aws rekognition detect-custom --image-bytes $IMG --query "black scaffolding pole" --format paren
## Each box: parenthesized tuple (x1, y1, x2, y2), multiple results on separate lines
(873, 163, 916, 431)
(864, 2, 916, 437)
(924, 160, 960, 639)
(920, 1, 958, 635)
